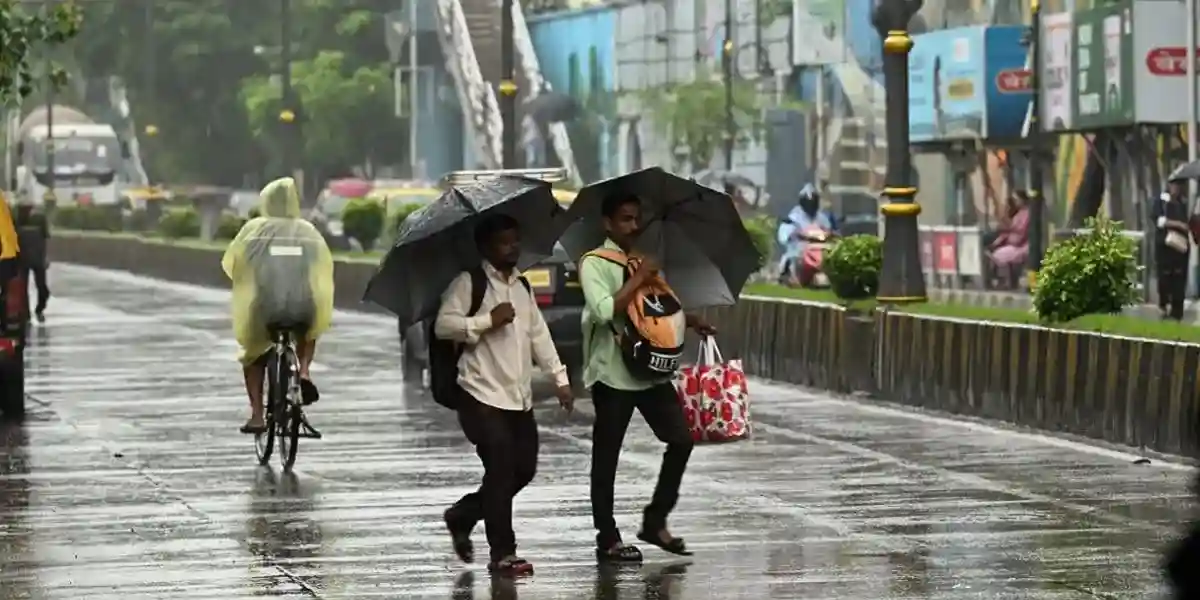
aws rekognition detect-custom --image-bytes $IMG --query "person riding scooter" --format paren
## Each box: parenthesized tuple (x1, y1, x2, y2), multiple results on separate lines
(776, 184, 837, 286)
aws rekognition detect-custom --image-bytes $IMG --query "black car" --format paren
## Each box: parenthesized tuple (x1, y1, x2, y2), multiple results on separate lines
(401, 242, 586, 392)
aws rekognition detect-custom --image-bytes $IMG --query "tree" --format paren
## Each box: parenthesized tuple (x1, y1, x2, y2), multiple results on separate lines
(640, 74, 764, 172)
(0, 2, 81, 103)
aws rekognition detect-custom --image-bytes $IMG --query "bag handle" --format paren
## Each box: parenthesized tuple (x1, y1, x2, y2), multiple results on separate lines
(694, 335, 723, 366)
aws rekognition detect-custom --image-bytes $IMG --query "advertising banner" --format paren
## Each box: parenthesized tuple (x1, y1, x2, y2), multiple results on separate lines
(1040, 12, 1074, 132)
(1132, 1, 1199, 123)
(909, 27, 987, 143)
(984, 25, 1033, 140)
(1071, 1, 1134, 129)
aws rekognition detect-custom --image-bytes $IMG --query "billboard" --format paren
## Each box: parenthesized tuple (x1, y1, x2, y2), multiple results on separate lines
(1071, 1, 1134, 129)
(1133, 1, 1200, 123)
(909, 27, 986, 143)
(984, 26, 1034, 140)
(908, 26, 1031, 143)
(1040, 12, 1074, 132)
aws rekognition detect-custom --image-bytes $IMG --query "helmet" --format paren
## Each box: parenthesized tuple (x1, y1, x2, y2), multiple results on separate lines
(798, 183, 820, 203)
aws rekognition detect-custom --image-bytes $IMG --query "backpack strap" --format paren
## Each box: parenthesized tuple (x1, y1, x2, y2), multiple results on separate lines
(583, 248, 628, 267)
(517, 275, 532, 296)
(466, 266, 488, 317)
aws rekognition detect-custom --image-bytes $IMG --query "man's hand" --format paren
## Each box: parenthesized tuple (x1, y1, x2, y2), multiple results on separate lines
(489, 302, 516, 329)
(634, 255, 660, 278)
(555, 385, 574, 414)
(686, 313, 717, 336)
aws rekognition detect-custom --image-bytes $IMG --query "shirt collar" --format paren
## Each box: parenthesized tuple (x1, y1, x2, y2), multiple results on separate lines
(602, 238, 624, 253)
(481, 260, 522, 284)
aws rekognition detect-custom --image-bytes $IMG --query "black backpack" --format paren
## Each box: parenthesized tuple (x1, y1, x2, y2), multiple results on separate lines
(426, 266, 532, 409)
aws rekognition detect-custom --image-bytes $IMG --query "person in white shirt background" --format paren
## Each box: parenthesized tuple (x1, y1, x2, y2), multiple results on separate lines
(434, 213, 573, 576)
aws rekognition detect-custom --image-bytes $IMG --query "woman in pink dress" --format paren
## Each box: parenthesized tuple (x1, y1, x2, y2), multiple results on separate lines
(989, 192, 1030, 278)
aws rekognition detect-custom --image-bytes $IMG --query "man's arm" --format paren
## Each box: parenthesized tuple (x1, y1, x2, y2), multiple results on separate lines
(434, 273, 492, 345)
(527, 299, 569, 388)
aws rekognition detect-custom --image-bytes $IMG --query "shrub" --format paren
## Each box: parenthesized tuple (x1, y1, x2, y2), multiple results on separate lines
(341, 197, 385, 251)
(741, 216, 774, 268)
(1033, 215, 1138, 323)
(388, 202, 425, 235)
(52, 205, 85, 229)
(824, 234, 883, 300)
(81, 205, 123, 232)
(215, 213, 246, 240)
(157, 206, 200, 239)
(125, 208, 153, 232)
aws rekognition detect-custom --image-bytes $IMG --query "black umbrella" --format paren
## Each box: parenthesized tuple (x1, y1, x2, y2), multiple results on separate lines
(363, 177, 566, 328)
(558, 167, 761, 309)
(1169, 160, 1200, 183)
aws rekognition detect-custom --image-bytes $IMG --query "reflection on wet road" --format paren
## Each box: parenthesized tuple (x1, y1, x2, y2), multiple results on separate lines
(0, 264, 1191, 598)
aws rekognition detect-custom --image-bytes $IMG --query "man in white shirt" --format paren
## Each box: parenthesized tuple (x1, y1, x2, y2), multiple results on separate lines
(434, 213, 573, 576)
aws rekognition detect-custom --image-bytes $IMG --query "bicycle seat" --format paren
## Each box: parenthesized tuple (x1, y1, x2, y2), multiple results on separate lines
(267, 319, 310, 336)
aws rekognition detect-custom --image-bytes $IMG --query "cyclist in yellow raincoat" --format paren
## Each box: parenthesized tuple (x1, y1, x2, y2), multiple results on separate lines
(221, 177, 334, 434)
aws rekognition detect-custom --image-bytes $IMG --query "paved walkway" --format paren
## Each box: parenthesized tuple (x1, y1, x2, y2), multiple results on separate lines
(0, 264, 1192, 599)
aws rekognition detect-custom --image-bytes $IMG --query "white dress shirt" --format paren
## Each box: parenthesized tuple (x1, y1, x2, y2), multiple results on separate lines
(434, 261, 569, 411)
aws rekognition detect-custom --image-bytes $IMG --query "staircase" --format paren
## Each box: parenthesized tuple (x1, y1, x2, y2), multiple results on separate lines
(435, 0, 580, 183)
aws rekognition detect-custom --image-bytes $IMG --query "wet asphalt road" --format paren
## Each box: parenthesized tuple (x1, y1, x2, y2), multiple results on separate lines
(0, 264, 1195, 599)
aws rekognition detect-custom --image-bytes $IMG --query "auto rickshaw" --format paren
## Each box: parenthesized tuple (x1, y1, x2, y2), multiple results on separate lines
(0, 196, 27, 420)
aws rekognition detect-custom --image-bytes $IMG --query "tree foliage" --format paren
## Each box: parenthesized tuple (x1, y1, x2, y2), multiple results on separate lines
(70, 0, 404, 188)
(0, 1, 81, 103)
(640, 73, 764, 171)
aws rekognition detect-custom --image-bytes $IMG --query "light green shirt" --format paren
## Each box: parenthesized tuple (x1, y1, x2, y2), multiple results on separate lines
(579, 239, 666, 391)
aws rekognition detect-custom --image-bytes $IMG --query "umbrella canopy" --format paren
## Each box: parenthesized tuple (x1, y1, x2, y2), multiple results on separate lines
(558, 167, 761, 309)
(1168, 160, 1200, 183)
(363, 177, 566, 328)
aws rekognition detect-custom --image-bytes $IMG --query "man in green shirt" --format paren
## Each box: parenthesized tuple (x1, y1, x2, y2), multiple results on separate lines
(578, 193, 714, 562)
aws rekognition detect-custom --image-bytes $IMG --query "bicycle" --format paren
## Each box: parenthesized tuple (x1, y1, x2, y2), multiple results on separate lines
(255, 322, 322, 471)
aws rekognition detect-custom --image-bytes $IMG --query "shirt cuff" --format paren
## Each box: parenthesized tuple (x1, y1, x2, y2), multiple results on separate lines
(1158, 216, 1167, 228)
(552, 367, 570, 389)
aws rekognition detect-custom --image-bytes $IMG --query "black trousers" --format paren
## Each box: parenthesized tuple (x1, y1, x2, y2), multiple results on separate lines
(591, 382, 694, 549)
(1159, 248, 1188, 321)
(447, 393, 539, 562)
(22, 264, 48, 314)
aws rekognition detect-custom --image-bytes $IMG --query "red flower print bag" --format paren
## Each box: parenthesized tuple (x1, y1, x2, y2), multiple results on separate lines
(673, 336, 751, 444)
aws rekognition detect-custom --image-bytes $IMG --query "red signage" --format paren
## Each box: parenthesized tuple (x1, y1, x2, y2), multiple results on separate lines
(920, 233, 933, 270)
(932, 232, 958, 273)
(1146, 47, 1199, 76)
(995, 68, 1032, 93)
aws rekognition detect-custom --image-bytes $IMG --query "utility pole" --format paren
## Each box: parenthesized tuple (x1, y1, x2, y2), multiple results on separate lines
(722, 0, 735, 171)
(1025, 0, 1044, 286)
(279, 0, 297, 182)
(407, 0, 418, 179)
(499, 0, 517, 168)
(43, 0, 54, 205)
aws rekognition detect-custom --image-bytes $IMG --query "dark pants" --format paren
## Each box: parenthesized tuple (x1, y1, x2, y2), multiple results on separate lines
(25, 265, 48, 315)
(447, 393, 539, 562)
(591, 382, 694, 549)
(1159, 248, 1188, 321)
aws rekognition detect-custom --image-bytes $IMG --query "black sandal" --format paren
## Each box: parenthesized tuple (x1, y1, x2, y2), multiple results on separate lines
(300, 378, 319, 405)
(239, 421, 267, 435)
(444, 509, 474, 563)
(595, 542, 643, 563)
(637, 530, 693, 556)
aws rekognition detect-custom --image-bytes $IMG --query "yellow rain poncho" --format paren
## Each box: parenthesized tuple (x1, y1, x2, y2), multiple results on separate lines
(0, 198, 19, 261)
(221, 177, 334, 364)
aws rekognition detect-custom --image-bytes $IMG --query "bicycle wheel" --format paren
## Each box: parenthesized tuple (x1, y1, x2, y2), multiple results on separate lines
(254, 352, 278, 465)
(278, 346, 300, 471)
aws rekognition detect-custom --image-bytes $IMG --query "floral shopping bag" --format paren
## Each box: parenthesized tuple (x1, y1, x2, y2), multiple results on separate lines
(673, 336, 751, 444)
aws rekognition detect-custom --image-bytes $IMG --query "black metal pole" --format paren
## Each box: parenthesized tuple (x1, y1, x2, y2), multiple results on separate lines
(723, 0, 735, 170)
(500, 0, 517, 168)
(280, 0, 293, 176)
(872, 0, 926, 303)
(1025, 0, 1045, 285)
(43, 0, 54, 204)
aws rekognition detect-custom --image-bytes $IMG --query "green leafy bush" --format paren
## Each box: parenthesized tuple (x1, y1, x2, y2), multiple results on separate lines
(51, 205, 120, 232)
(341, 197, 385, 250)
(157, 206, 200, 239)
(824, 234, 883, 300)
(215, 213, 246, 240)
(1033, 216, 1138, 323)
(387, 202, 425, 236)
(741, 216, 774, 268)
(52, 205, 84, 229)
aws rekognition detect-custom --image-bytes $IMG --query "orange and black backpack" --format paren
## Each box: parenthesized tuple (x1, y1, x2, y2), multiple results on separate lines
(584, 248, 686, 379)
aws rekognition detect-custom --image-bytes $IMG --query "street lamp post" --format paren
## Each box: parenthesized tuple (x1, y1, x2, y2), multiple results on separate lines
(499, 0, 517, 168)
(722, 0, 735, 171)
(279, 0, 297, 180)
(1024, 0, 1045, 286)
(871, 0, 926, 303)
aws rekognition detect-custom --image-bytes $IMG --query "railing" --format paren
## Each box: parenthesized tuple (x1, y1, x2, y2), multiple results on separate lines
(435, 0, 504, 168)
(511, 0, 581, 186)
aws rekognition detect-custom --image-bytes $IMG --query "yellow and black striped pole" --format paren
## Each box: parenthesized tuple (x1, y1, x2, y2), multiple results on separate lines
(500, 0, 517, 168)
(872, 0, 927, 303)
(1025, 0, 1044, 289)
